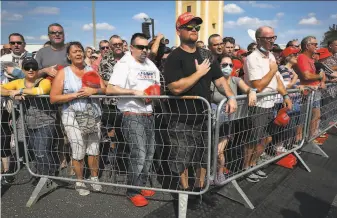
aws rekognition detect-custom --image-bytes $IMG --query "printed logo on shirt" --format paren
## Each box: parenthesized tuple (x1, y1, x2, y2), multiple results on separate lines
(137, 71, 155, 80)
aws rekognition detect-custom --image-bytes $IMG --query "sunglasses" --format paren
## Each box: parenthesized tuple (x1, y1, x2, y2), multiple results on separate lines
(132, 45, 149, 50)
(9, 41, 23, 45)
(258, 36, 277, 42)
(23, 64, 38, 71)
(111, 43, 123, 47)
(212, 42, 224, 47)
(100, 46, 109, 50)
(180, 25, 201, 32)
(48, 31, 64, 35)
(291, 45, 300, 48)
(90, 56, 98, 59)
(221, 63, 233, 68)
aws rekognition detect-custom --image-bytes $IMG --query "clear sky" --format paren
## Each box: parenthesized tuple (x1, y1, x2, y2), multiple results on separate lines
(1, 1, 337, 49)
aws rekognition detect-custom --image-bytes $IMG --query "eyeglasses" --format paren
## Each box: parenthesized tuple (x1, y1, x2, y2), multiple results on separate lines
(290, 53, 299, 57)
(100, 46, 110, 50)
(23, 64, 38, 71)
(9, 41, 23, 45)
(111, 43, 123, 47)
(180, 25, 201, 32)
(258, 36, 277, 42)
(48, 31, 64, 35)
(132, 45, 149, 51)
(221, 63, 233, 68)
(212, 42, 224, 47)
(90, 56, 98, 60)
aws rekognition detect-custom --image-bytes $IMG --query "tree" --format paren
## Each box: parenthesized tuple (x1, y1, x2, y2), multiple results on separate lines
(320, 24, 337, 47)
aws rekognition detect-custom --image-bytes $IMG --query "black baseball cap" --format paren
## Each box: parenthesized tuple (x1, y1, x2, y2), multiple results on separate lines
(22, 57, 38, 68)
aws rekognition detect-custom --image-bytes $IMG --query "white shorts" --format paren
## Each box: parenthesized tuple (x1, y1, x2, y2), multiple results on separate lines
(62, 111, 100, 160)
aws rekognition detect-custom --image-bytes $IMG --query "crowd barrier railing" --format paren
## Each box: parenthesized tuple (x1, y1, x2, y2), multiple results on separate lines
(212, 88, 313, 209)
(3, 83, 337, 217)
(0, 97, 21, 178)
(18, 95, 212, 218)
(301, 83, 337, 157)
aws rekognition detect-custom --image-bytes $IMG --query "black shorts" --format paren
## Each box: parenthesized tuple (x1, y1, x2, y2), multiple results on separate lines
(168, 121, 209, 175)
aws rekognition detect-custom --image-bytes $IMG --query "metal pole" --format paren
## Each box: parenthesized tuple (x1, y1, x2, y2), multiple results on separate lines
(151, 18, 155, 39)
(92, 0, 97, 48)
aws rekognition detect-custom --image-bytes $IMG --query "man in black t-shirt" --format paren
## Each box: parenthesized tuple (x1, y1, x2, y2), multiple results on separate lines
(163, 12, 237, 207)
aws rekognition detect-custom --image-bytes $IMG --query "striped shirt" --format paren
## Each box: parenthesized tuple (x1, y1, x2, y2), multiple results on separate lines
(279, 65, 300, 88)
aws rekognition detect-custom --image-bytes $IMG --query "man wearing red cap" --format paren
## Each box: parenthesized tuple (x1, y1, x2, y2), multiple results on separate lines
(322, 39, 337, 71)
(163, 12, 237, 208)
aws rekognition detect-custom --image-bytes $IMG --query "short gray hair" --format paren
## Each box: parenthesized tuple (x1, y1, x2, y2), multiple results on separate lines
(301, 36, 316, 51)
(109, 35, 122, 41)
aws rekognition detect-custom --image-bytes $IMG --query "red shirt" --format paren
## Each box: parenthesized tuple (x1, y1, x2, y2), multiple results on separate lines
(296, 54, 319, 86)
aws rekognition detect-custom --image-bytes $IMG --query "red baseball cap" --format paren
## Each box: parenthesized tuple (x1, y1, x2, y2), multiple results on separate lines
(176, 12, 203, 30)
(274, 108, 290, 127)
(281, 47, 300, 58)
(236, 49, 248, 57)
(316, 48, 332, 60)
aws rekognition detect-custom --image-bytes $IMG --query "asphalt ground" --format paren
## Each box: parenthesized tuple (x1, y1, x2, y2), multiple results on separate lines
(2, 134, 337, 218)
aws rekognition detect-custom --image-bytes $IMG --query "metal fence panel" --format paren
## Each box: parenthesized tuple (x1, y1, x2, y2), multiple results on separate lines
(19, 95, 212, 195)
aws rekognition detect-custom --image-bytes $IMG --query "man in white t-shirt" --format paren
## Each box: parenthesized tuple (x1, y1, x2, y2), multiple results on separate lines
(106, 33, 160, 207)
(243, 26, 292, 183)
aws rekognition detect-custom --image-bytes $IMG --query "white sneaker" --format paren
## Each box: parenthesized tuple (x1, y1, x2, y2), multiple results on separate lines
(75, 182, 90, 196)
(90, 177, 102, 192)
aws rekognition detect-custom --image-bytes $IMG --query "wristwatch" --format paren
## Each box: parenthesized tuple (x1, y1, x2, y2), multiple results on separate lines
(250, 88, 257, 92)
(283, 94, 290, 99)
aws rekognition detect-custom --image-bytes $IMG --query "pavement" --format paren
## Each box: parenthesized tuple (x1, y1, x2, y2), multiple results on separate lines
(2, 134, 337, 218)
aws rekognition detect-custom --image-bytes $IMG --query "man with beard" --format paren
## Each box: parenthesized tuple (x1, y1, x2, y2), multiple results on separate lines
(106, 33, 160, 207)
(163, 12, 237, 208)
(35, 23, 68, 78)
(208, 34, 224, 63)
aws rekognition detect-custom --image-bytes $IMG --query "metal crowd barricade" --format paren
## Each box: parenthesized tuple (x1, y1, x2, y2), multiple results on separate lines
(301, 83, 337, 157)
(212, 89, 312, 209)
(0, 97, 21, 179)
(18, 95, 212, 218)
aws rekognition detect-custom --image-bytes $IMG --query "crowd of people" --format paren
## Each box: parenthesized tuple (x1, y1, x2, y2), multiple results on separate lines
(1, 11, 337, 209)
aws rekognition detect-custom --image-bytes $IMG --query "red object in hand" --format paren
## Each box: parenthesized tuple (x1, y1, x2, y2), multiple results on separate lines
(82, 71, 101, 88)
(144, 84, 161, 103)
(274, 107, 290, 127)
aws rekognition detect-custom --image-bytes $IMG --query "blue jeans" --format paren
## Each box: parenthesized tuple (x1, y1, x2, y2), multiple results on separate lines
(122, 114, 155, 197)
(27, 125, 57, 175)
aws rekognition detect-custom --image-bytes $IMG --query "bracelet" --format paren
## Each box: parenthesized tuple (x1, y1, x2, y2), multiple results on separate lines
(283, 94, 290, 99)
(228, 96, 235, 100)
(97, 88, 104, 95)
(250, 88, 257, 92)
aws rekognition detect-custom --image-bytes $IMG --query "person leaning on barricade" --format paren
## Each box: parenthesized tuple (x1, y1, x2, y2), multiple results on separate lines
(1, 57, 60, 186)
(163, 12, 237, 209)
(106, 33, 161, 207)
(295, 36, 326, 144)
(243, 26, 292, 183)
(210, 54, 257, 186)
(50, 41, 106, 196)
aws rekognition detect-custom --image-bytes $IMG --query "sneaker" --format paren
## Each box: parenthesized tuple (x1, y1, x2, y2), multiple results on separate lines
(2, 171, 15, 184)
(246, 173, 260, 183)
(214, 173, 226, 186)
(255, 170, 267, 179)
(75, 182, 90, 196)
(129, 194, 148, 207)
(141, 189, 155, 197)
(90, 177, 102, 192)
(276, 146, 288, 155)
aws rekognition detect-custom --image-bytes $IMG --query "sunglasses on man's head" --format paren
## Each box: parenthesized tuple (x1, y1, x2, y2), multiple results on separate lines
(180, 25, 201, 32)
(48, 31, 64, 35)
(100, 46, 109, 50)
(221, 63, 233, 68)
(23, 64, 38, 71)
(132, 45, 149, 51)
(9, 41, 23, 45)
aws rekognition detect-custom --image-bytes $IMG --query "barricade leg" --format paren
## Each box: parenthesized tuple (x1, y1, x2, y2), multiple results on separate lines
(26, 177, 58, 207)
(178, 193, 188, 218)
(216, 180, 255, 209)
(293, 151, 311, 172)
(301, 141, 329, 158)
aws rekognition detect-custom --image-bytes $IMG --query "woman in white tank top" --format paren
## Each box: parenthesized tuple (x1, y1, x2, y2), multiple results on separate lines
(50, 42, 106, 196)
